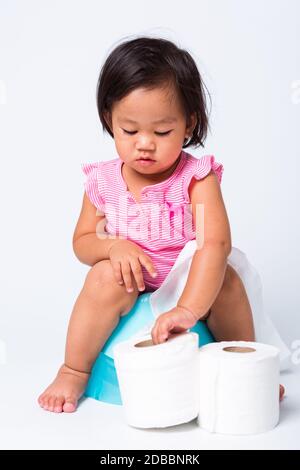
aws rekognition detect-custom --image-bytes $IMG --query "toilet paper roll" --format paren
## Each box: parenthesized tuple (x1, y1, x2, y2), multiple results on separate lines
(197, 341, 280, 435)
(113, 332, 199, 428)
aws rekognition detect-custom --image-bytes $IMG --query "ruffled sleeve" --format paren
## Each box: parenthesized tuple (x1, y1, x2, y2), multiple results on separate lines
(81, 162, 105, 213)
(183, 155, 224, 201)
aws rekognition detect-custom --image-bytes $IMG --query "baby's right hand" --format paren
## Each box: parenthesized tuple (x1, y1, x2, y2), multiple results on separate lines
(108, 240, 157, 292)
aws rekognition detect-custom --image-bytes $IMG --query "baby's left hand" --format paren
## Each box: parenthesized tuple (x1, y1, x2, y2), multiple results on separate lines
(151, 306, 199, 345)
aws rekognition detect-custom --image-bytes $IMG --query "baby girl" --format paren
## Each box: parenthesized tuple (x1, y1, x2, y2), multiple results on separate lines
(38, 36, 284, 412)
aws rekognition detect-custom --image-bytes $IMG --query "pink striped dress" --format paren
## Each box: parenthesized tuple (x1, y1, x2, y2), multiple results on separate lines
(81, 150, 223, 291)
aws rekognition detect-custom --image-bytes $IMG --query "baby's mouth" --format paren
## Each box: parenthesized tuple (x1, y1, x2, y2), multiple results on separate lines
(137, 156, 156, 161)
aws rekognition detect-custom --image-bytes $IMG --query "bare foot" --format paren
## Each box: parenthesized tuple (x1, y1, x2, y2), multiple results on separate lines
(38, 364, 90, 413)
(280, 384, 285, 402)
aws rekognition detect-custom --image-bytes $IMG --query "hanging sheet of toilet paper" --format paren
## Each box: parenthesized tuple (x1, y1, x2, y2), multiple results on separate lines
(148, 241, 291, 370)
(113, 332, 200, 428)
(197, 341, 280, 435)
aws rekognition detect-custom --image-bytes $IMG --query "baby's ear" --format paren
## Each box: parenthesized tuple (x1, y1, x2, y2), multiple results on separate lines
(103, 111, 112, 130)
(187, 112, 197, 133)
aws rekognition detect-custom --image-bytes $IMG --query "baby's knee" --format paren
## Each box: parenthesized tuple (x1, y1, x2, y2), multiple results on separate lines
(83, 260, 139, 313)
(84, 259, 117, 291)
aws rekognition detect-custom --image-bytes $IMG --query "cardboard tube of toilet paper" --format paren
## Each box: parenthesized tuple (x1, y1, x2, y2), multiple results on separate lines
(113, 332, 199, 428)
(197, 341, 280, 435)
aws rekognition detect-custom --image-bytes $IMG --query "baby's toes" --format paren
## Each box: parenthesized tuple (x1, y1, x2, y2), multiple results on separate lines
(39, 393, 49, 409)
(38, 389, 49, 406)
(53, 396, 64, 413)
(47, 395, 56, 412)
(279, 384, 285, 402)
(62, 396, 77, 413)
(37, 393, 45, 407)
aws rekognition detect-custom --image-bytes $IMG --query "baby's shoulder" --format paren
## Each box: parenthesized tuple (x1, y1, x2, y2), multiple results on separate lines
(82, 157, 119, 181)
(101, 157, 120, 169)
(182, 151, 224, 184)
(176, 151, 224, 203)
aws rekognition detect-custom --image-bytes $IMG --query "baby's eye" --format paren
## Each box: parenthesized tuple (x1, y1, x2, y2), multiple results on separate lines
(122, 129, 137, 135)
(122, 129, 172, 136)
(155, 130, 172, 136)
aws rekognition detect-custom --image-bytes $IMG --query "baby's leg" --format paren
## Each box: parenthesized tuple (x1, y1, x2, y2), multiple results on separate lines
(38, 260, 140, 413)
(205, 264, 255, 342)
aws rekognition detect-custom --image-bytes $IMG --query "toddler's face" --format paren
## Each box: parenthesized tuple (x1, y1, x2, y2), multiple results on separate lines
(105, 84, 196, 177)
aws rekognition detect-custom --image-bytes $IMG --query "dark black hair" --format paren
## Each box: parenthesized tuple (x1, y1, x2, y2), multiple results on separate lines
(96, 36, 211, 148)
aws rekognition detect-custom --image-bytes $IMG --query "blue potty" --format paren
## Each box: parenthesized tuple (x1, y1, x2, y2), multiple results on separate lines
(84, 293, 215, 405)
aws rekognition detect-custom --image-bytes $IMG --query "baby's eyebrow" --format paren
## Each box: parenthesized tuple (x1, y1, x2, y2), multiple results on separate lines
(118, 117, 177, 124)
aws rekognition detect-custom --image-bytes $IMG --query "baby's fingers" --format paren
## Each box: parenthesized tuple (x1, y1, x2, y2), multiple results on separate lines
(110, 260, 124, 286)
(138, 254, 157, 279)
(129, 259, 145, 292)
(121, 261, 134, 293)
(153, 325, 168, 345)
(151, 317, 170, 345)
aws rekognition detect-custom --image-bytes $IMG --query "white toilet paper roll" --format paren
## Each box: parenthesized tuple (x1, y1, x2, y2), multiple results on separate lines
(113, 332, 199, 428)
(197, 341, 280, 435)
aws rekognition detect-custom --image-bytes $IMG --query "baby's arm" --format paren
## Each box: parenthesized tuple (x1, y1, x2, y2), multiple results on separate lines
(177, 170, 232, 318)
(72, 192, 123, 266)
(151, 170, 231, 344)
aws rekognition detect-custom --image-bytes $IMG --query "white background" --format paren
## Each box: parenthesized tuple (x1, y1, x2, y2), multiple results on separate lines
(0, 0, 299, 450)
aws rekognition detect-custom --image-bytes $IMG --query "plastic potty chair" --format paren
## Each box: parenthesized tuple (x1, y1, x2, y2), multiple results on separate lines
(84, 292, 215, 405)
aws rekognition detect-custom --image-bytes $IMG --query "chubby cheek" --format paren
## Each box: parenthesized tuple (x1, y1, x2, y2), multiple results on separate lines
(160, 134, 185, 153)
(114, 139, 132, 159)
